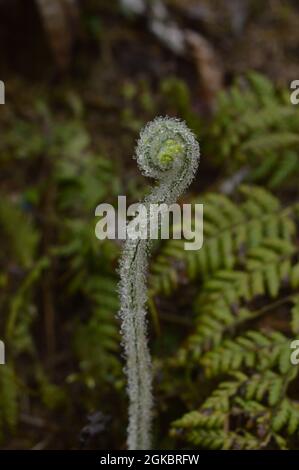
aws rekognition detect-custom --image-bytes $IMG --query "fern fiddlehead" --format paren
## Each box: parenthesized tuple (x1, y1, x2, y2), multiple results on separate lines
(119, 117, 200, 449)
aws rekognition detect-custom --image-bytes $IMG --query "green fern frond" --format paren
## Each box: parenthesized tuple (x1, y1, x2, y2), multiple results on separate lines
(208, 72, 299, 188)
(150, 187, 298, 298)
(160, 185, 299, 450)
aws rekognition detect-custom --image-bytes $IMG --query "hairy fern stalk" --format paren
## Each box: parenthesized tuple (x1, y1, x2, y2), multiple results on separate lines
(119, 117, 200, 450)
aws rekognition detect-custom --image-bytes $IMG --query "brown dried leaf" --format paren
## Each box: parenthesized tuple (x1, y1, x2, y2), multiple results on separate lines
(185, 29, 223, 108)
(36, 0, 79, 70)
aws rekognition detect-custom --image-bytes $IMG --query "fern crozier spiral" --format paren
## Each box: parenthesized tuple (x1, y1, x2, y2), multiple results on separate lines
(119, 117, 200, 450)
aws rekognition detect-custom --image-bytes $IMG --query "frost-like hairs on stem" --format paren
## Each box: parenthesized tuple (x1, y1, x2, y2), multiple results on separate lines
(119, 117, 200, 449)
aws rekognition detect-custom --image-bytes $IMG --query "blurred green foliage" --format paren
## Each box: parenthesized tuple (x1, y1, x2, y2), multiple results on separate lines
(208, 73, 299, 188)
(0, 71, 299, 449)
